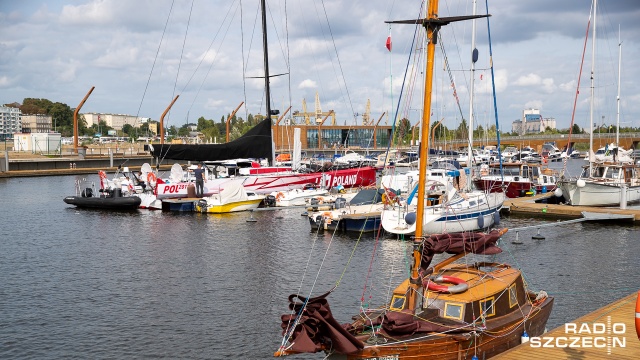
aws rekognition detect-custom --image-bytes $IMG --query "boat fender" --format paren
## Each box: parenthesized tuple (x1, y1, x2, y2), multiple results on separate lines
(404, 212, 417, 226)
(493, 211, 500, 226)
(554, 188, 563, 197)
(576, 179, 586, 188)
(635, 291, 640, 340)
(426, 276, 468, 294)
(477, 214, 485, 229)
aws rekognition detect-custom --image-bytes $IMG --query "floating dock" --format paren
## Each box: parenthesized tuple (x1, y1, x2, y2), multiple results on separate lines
(503, 193, 640, 224)
(493, 291, 640, 359)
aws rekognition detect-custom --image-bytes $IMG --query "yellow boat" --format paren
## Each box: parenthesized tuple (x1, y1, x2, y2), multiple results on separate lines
(195, 179, 264, 213)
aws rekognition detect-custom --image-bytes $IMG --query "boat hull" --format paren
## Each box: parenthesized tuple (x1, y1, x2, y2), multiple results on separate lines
(338, 297, 554, 360)
(309, 212, 382, 233)
(474, 178, 557, 198)
(63, 195, 141, 210)
(195, 199, 263, 213)
(382, 192, 505, 235)
(558, 179, 640, 206)
(156, 166, 377, 199)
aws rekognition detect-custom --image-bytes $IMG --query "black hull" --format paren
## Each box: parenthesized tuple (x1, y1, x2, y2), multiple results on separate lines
(63, 196, 141, 210)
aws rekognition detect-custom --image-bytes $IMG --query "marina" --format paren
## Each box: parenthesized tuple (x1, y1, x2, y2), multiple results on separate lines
(1, 173, 638, 359)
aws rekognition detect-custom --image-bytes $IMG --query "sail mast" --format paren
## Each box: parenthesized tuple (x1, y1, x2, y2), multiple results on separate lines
(467, 0, 477, 179)
(616, 26, 621, 151)
(589, 0, 596, 174)
(260, 0, 273, 125)
(408, 0, 439, 312)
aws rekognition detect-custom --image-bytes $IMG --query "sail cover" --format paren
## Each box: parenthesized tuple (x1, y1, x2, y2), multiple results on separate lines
(420, 228, 505, 270)
(150, 119, 272, 161)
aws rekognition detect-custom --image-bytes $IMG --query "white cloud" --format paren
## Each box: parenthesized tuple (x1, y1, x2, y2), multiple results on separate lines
(514, 73, 542, 86)
(298, 79, 317, 89)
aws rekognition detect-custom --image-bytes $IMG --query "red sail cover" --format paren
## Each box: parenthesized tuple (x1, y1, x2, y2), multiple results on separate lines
(420, 229, 504, 270)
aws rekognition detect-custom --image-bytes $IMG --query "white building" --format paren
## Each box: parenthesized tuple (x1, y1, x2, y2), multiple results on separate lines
(511, 109, 557, 135)
(1, 105, 22, 140)
(82, 113, 147, 131)
(13, 133, 62, 153)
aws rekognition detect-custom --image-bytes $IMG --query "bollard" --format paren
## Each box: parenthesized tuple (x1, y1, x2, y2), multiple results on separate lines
(620, 183, 627, 209)
(73, 163, 76, 169)
(70, 163, 73, 169)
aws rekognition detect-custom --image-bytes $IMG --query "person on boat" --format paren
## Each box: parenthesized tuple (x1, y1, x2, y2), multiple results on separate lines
(193, 163, 206, 197)
(134, 171, 146, 190)
(121, 176, 132, 195)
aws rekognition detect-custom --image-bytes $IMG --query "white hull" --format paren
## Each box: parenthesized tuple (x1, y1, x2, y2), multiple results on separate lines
(382, 191, 505, 235)
(558, 180, 640, 206)
(272, 188, 329, 207)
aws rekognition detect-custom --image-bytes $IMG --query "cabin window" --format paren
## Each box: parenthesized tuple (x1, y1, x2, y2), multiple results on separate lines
(469, 201, 476, 206)
(480, 297, 495, 317)
(443, 302, 464, 320)
(509, 283, 518, 308)
(390, 295, 406, 311)
(478, 198, 484, 204)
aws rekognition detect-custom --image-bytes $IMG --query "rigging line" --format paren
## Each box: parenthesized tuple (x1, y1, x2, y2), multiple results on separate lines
(168, 0, 194, 128)
(380, 9, 421, 170)
(134, 0, 175, 121)
(319, 0, 357, 125)
(240, 0, 248, 122)
(285, 0, 292, 127)
(562, 5, 592, 178)
(266, 1, 289, 70)
(179, 0, 239, 107)
(185, 2, 241, 113)
(485, 0, 503, 181)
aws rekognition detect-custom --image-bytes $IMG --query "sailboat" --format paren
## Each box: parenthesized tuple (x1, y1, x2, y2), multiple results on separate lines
(558, 0, 640, 207)
(149, 0, 377, 198)
(380, 0, 504, 236)
(275, 1, 553, 358)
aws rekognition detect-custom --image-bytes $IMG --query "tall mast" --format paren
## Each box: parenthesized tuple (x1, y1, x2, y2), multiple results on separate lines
(589, 0, 596, 174)
(616, 26, 621, 151)
(467, 0, 477, 179)
(385, 1, 490, 314)
(260, 0, 272, 123)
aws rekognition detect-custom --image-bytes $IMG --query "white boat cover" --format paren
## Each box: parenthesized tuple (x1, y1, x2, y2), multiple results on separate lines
(219, 179, 249, 203)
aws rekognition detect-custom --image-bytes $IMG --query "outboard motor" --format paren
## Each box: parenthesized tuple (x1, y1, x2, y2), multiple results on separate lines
(309, 198, 320, 205)
(81, 188, 93, 198)
(197, 199, 208, 212)
(334, 197, 347, 209)
(264, 194, 277, 207)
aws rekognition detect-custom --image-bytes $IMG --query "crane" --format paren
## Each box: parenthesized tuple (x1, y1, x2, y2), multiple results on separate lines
(291, 91, 336, 125)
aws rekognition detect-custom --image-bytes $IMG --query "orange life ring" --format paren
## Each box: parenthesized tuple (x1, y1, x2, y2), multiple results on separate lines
(276, 192, 285, 201)
(542, 156, 548, 164)
(98, 170, 107, 180)
(147, 172, 157, 183)
(316, 196, 324, 204)
(635, 290, 640, 340)
(425, 276, 469, 294)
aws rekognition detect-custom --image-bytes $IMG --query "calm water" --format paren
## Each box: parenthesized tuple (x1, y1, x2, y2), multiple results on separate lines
(1, 158, 639, 359)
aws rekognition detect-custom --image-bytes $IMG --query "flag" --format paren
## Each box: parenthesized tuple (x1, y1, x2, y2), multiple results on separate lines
(386, 35, 392, 51)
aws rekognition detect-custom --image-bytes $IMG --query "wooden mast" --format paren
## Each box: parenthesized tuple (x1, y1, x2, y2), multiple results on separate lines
(385, 2, 491, 313)
(408, 0, 438, 312)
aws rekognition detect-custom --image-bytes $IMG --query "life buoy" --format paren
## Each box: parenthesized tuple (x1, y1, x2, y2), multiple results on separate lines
(635, 290, 640, 340)
(542, 156, 548, 164)
(316, 196, 324, 204)
(276, 192, 285, 201)
(425, 276, 469, 294)
(98, 170, 107, 180)
(147, 172, 157, 184)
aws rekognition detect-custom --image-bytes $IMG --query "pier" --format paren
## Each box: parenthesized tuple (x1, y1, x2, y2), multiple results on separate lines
(503, 192, 640, 224)
(493, 292, 640, 359)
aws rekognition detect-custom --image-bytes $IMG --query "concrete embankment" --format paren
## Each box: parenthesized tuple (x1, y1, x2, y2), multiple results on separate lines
(0, 156, 172, 178)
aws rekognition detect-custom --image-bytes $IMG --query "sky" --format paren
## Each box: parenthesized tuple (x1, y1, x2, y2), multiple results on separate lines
(1, 0, 640, 134)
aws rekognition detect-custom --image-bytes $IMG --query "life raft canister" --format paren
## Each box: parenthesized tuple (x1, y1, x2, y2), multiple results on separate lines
(426, 275, 469, 294)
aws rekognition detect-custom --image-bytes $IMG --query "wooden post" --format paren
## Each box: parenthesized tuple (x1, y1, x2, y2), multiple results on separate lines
(160, 95, 179, 145)
(73, 86, 95, 153)
(274, 106, 292, 150)
(226, 102, 245, 142)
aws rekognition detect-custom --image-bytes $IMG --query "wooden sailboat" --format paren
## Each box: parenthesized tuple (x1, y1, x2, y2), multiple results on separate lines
(275, 2, 553, 359)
